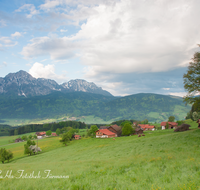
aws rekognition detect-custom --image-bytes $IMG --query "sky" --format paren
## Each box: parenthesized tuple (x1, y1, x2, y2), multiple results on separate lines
(0, 0, 200, 97)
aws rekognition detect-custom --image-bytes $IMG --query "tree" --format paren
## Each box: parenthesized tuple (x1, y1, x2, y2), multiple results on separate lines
(122, 123, 134, 136)
(56, 128, 61, 136)
(166, 122, 169, 129)
(21, 135, 28, 141)
(28, 134, 33, 139)
(168, 116, 175, 122)
(183, 45, 200, 104)
(60, 132, 70, 146)
(24, 139, 36, 156)
(29, 145, 42, 155)
(14, 129, 18, 136)
(88, 125, 98, 137)
(46, 130, 52, 136)
(0, 148, 13, 164)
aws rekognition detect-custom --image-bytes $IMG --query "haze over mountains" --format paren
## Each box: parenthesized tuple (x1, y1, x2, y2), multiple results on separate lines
(0, 70, 191, 123)
(0, 70, 112, 97)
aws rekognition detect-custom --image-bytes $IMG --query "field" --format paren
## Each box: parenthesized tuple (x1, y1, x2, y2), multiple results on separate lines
(0, 115, 115, 126)
(0, 120, 200, 189)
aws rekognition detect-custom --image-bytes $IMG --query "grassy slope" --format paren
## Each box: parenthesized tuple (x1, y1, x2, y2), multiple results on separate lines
(0, 122, 200, 189)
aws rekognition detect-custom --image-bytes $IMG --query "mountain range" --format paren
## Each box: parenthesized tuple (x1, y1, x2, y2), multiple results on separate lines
(0, 70, 112, 97)
(0, 70, 191, 123)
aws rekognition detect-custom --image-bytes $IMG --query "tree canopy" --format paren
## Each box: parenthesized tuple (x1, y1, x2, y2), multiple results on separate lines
(183, 45, 200, 103)
(122, 123, 134, 136)
(0, 148, 13, 164)
(168, 116, 175, 122)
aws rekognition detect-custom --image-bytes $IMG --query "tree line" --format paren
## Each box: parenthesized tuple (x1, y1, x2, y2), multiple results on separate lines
(9, 121, 87, 136)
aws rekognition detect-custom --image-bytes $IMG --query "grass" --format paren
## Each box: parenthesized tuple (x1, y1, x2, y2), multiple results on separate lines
(0, 122, 200, 189)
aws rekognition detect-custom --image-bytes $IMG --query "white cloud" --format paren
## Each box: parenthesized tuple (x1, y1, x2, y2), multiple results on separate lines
(22, 0, 200, 76)
(29, 62, 68, 83)
(169, 92, 187, 97)
(0, 37, 17, 47)
(11, 32, 22, 38)
(60, 29, 68, 32)
(15, 4, 39, 18)
(21, 36, 77, 60)
(163, 88, 170, 91)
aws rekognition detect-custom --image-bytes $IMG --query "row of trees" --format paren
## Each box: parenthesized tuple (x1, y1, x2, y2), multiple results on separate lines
(9, 121, 87, 136)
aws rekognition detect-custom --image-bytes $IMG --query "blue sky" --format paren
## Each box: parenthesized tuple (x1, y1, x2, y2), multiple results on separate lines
(0, 0, 200, 96)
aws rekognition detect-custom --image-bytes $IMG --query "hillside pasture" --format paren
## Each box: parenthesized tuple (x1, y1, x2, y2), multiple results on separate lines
(0, 126, 200, 189)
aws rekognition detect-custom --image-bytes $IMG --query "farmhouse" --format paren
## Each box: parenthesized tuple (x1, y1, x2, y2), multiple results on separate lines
(138, 124, 155, 131)
(51, 133, 57, 136)
(100, 125, 122, 137)
(74, 135, 81, 140)
(96, 129, 117, 138)
(161, 122, 178, 130)
(15, 138, 22, 143)
(134, 128, 144, 135)
(36, 131, 46, 139)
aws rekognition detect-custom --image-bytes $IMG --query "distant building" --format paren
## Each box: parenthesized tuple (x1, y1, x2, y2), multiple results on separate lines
(51, 133, 57, 136)
(99, 125, 122, 137)
(15, 138, 22, 143)
(138, 124, 155, 131)
(160, 122, 178, 130)
(96, 129, 117, 138)
(74, 135, 81, 140)
(134, 128, 144, 135)
(36, 132, 46, 139)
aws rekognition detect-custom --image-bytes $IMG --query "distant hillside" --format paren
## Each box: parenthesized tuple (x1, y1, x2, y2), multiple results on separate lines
(0, 92, 190, 122)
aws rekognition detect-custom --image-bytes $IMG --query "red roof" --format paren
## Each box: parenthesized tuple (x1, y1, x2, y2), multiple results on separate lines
(96, 129, 116, 136)
(52, 133, 57, 136)
(160, 122, 178, 126)
(36, 132, 46, 136)
(138, 124, 155, 129)
(74, 135, 81, 137)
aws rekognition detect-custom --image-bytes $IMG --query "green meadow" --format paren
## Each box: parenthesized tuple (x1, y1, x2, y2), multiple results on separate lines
(0, 120, 200, 189)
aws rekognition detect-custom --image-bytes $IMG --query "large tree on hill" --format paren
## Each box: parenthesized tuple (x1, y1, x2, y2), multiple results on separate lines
(183, 45, 200, 104)
(60, 132, 70, 146)
(88, 125, 98, 137)
(0, 148, 13, 164)
(122, 123, 134, 136)
(24, 139, 36, 156)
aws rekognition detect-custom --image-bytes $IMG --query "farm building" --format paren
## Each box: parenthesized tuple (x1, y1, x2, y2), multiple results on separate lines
(138, 124, 155, 131)
(36, 131, 46, 139)
(96, 129, 117, 138)
(74, 135, 81, 140)
(99, 125, 122, 137)
(15, 138, 22, 143)
(51, 133, 57, 136)
(134, 128, 144, 135)
(161, 122, 178, 130)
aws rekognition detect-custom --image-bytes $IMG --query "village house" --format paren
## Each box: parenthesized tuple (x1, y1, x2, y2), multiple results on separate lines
(100, 125, 122, 137)
(15, 138, 22, 143)
(138, 124, 155, 131)
(96, 129, 117, 138)
(160, 122, 178, 130)
(51, 133, 57, 136)
(134, 128, 144, 135)
(74, 135, 81, 140)
(35, 132, 46, 139)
